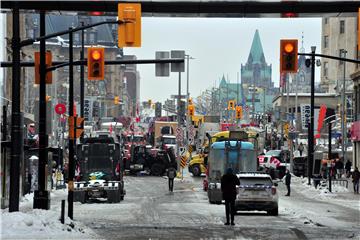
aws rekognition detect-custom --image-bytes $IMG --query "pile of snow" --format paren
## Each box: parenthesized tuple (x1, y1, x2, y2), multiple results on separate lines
(1, 190, 98, 239)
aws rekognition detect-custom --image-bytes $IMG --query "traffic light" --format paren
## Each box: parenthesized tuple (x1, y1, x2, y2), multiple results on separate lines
(114, 96, 119, 105)
(188, 104, 195, 116)
(228, 100, 235, 110)
(267, 114, 272, 123)
(118, 3, 141, 47)
(235, 106, 243, 119)
(35, 51, 52, 84)
(280, 39, 298, 73)
(68, 116, 84, 139)
(87, 47, 105, 80)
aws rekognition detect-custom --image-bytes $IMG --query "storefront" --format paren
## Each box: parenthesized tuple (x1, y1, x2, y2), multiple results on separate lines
(350, 70, 360, 169)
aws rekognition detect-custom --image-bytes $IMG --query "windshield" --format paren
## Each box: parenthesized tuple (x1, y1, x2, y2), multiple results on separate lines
(265, 150, 281, 156)
(239, 177, 272, 186)
(163, 138, 176, 145)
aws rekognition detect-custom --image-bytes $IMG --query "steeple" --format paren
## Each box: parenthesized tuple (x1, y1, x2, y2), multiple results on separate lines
(247, 29, 266, 65)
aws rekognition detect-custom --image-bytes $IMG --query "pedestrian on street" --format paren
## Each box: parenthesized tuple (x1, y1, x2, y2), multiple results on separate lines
(345, 160, 352, 178)
(335, 158, 344, 179)
(284, 169, 291, 196)
(167, 167, 176, 192)
(298, 143, 304, 157)
(221, 168, 240, 226)
(352, 167, 360, 194)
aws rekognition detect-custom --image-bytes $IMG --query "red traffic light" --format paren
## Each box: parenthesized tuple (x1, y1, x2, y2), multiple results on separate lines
(87, 47, 105, 80)
(91, 50, 101, 60)
(280, 39, 298, 73)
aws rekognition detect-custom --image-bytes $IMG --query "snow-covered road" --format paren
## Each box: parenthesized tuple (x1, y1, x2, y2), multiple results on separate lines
(1, 173, 359, 239)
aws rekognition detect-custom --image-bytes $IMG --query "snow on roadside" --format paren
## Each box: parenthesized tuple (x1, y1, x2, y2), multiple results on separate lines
(291, 175, 360, 210)
(1, 190, 99, 239)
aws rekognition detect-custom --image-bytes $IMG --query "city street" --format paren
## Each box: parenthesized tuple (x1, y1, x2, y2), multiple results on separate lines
(72, 174, 360, 240)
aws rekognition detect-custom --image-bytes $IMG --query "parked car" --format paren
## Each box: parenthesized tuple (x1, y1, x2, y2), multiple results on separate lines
(236, 172, 278, 216)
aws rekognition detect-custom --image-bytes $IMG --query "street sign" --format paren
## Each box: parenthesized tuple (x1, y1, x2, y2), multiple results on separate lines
(301, 104, 310, 130)
(179, 146, 186, 156)
(155, 51, 170, 77)
(170, 50, 185, 72)
(55, 103, 66, 115)
(188, 124, 195, 138)
(176, 127, 184, 142)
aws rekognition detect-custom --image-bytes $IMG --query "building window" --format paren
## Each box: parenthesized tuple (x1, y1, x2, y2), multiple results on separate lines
(324, 36, 329, 48)
(323, 62, 328, 77)
(340, 20, 345, 34)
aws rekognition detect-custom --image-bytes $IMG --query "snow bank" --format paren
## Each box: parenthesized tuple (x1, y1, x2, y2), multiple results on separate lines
(0, 190, 98, 239)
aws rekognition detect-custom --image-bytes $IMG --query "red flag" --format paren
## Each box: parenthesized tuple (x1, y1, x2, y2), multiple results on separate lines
(317, 105, 327, 133)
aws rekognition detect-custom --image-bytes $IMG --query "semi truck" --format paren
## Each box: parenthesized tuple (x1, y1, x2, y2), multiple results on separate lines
(74, 133, 126, 203)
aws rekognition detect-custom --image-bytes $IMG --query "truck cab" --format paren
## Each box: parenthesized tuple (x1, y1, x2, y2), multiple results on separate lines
(74, 134, 125, 203)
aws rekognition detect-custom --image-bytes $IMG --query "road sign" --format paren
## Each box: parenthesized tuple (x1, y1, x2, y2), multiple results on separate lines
(155, 51, 170, 77)
(188, 124, 195, 138)
(55, 103, 66, 115)
(176, 127, 184, 142)
(171, 94, 187, 99)
(180, 155, 187, 168)
(179, 146, 186, 156)
(171, 50, 185, 72)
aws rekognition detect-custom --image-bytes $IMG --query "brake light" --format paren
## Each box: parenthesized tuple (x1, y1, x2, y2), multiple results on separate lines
(271, 187, 277, 195)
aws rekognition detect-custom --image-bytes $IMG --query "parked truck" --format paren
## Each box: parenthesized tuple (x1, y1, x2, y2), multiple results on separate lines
(74, 133, 125, 203)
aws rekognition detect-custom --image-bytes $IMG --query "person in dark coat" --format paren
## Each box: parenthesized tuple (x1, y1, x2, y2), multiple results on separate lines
(284, 169, 291, 196)
(167, 167, 176, 192)
(352, 167, 360, 194)
(221, 168, 240, 226)
(345, 160, 352, 178)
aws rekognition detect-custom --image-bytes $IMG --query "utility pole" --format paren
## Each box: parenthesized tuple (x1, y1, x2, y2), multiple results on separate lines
(9, 3, 22, 212)
(341, 50, 347, 162)
(177, 71, 181, 171)
(34, 10, 50, 210)
(80, 22, 85, 139)
(68, 28, 75, 219)
(308, 46, 316, 185)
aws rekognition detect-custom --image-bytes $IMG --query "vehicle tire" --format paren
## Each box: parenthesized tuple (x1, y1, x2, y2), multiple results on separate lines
(74, 191, 87, 203)
(151, 163, 164, 176)
(268, 207, 278, 216)
(107, 190, 120, 203)
(191, 164, 201, 177)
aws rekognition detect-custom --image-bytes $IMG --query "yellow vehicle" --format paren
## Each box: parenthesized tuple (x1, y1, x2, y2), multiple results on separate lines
(188, 147, 208, 177)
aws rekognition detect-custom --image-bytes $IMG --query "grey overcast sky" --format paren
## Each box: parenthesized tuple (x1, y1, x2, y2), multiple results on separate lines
(124, 17, 322, 103)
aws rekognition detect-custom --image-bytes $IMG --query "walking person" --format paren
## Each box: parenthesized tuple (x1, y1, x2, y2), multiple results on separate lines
(284, 169, 291, 196)
(352, 167, 360, 194)
(167, 167, 176, 192)
(297, 142, 304, 157)
(221, 168, 240, 226)
(345, 160, 352, 178)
